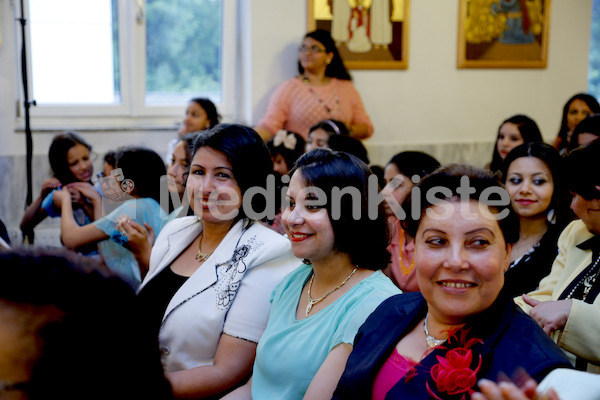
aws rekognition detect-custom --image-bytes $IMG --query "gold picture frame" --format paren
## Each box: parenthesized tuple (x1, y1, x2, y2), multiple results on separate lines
(457, 0, 551, 68)
(307, 0, 410, 70)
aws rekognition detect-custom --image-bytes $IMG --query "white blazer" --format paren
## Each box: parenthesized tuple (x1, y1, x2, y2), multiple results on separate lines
(139, 216, 300, 372)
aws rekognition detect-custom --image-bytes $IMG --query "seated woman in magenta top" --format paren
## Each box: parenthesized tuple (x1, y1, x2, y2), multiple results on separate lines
(223, 149, 400, 400)
(255, 29, 373, 141)
(332, 165, 572, 400)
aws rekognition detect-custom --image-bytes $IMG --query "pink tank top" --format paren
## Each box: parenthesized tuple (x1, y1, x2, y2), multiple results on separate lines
(372, 347, 417, 400)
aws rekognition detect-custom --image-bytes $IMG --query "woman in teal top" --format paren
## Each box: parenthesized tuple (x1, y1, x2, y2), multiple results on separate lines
(224, 149, 401, 400)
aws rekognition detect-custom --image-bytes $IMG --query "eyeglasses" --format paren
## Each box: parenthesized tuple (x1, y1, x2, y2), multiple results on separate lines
(298, 45, 327, 54)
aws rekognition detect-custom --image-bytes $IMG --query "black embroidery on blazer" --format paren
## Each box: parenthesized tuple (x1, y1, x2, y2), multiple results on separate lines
(215, 235, 264, 309)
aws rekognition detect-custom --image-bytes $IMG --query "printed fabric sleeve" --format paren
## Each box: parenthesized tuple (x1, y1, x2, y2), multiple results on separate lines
(345, 81, 374, 138)
(256, 80, 294, 137)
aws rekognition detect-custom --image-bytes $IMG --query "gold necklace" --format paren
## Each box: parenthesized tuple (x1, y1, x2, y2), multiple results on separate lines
(305, 266, 358, 317)
(424, 313, 446, 349)
(195, 232, 213, 263)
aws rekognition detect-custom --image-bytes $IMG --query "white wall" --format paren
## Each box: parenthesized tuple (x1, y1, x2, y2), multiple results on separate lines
(244, 0, 592, 162)
(0, 0, 594, 234)
(1, 0, 593, 156)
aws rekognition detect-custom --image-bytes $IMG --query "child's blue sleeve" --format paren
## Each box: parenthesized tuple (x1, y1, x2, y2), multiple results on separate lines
(40, 189, 61, 218)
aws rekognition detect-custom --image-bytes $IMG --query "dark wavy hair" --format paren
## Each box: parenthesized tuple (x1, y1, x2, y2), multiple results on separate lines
(191, 124, 274, 221)
(500, 142, 570, 227)
(489, 115, 543, 173)
(0, 249, 172, 400)
(114, 147, 167, 207)
(288, 149, 390, 270)
(402, 164, 519, 245)
(554, 93, 600, 152)
(189, 97, 221, 128)
(298, 29, 351, 81)
(387, 151, 440, 181)
(48, 131, 92, 185)
(567, 114, 600, 152)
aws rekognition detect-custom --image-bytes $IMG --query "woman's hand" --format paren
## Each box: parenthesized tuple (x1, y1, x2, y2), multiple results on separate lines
(117, 218, 155, 248)
(116, 217, 155, 279)
(66, 182, 101, 203)
(472, 378, 560, 400)
(522, 295, 572, 335)
(66, 182, 102, 220)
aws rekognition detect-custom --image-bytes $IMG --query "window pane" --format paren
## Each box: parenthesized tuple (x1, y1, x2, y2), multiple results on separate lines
(145, 0, 222, 105)
(29, 0, 120, 105)
(589, 0, 600, 98)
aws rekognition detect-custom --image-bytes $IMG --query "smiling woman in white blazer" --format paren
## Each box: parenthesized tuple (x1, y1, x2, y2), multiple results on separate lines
(136, 124, 299, 399)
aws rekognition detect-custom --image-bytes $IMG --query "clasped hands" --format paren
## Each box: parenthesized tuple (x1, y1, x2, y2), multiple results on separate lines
(52, 182, 100, 208)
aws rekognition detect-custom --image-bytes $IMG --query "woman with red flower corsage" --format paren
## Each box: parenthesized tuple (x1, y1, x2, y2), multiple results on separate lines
(332, 164, 573, 400)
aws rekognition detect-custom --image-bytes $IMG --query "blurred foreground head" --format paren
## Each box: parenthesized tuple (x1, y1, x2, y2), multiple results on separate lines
(0, 249, 172, 400)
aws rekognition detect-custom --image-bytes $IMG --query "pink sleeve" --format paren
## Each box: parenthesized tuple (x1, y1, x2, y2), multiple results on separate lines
(257, 79, 294, 137)
(346, 82, 374, 138)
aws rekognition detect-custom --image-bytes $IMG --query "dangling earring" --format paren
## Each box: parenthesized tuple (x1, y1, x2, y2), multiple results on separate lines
(547, 209, 556, 224)
(302, 258, 312, 265)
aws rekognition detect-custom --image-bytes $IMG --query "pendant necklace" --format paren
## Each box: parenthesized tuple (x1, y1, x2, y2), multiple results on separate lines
(195, 232, 213, 263)
(302, 75, 339, 115)
(424, 313, 446, 349)
(305, 266, 358, 317)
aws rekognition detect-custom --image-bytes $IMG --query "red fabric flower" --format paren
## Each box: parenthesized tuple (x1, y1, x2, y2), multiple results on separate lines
(430, 348, 480, 395)
(422, 330, 483, 400)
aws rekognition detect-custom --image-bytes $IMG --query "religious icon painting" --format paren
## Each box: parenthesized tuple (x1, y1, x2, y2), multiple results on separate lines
(307, 0, 410, 69)
(457, 0, 551, 68)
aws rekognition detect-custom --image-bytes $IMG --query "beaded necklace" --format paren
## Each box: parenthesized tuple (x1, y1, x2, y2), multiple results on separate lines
(302, 76, 340, 115)
(564, 254, 600, 301)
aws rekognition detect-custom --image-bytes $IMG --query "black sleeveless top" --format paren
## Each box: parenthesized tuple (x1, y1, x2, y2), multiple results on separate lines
(136, 266, 188, 339)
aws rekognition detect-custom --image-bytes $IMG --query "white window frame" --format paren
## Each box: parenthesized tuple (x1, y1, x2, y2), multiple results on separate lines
(16, 0, 237, 130)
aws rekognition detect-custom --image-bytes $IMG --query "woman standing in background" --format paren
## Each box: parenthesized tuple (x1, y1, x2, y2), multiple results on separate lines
(256, 29, 373, 141)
